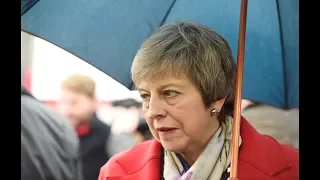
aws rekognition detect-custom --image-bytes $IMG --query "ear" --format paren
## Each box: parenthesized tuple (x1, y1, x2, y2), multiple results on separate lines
(210, 97, 227, 112)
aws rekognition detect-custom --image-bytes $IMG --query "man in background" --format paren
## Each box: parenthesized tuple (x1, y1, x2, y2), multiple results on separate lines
(56, 74, 111, 180)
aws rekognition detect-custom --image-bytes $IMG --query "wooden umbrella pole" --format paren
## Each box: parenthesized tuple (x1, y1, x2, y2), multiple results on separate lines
(228, 0, 248, 179)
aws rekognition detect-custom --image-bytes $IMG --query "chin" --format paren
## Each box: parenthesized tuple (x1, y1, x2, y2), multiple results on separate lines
(160, 139, 187, 153)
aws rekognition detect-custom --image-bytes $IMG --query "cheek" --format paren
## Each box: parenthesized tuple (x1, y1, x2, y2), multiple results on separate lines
(143, 112, 160, 140)
(79, 103, 93, 112)
(144, 117, 154, 133)
(149, 127, 160, 141)
(171, 107, 209, 137)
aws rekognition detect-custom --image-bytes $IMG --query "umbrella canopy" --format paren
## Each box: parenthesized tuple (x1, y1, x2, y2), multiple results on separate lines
(21, 0, 298, 109)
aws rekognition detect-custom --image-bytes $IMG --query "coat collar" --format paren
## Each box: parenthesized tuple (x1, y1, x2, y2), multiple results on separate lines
(114, 117, 292, 178)
(115, 140, 162, 174)
(75, 113, 100, 136)
(238, 117, 292, 176)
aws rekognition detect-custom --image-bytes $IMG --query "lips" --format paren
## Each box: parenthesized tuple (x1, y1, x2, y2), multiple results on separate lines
(156, 127, 178, 132)
(157, 127, 178, 134)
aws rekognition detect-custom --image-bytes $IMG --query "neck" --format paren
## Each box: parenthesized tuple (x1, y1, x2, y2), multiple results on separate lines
(180, 121, 221, 166)
(74, 113, 95, 128)
(180, 150, 202, 166)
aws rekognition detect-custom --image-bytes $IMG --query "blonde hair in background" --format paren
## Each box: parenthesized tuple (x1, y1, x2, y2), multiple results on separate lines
(61, 74, 96, 98)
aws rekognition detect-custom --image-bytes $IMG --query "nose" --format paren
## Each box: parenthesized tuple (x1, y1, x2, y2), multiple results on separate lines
(146, 95, 167, 120)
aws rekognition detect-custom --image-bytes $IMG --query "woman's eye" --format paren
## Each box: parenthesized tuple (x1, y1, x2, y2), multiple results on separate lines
(140, 94, 150, 101)
(163, 90, 179, 98)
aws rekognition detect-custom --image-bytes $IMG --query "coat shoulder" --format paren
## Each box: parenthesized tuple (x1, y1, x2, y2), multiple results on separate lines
(99, 150, 128, 179)
(239, 117, 299, 180)
(99, 140, 162, 180)
(281, 144, 299, 164)
(278, 144, 299, 178)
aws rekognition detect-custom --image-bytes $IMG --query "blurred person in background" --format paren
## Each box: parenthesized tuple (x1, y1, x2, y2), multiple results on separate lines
(56, 74, 111, 180)
(135, 117, 154, 142)
(109, 98, 142, 134)
(107, 98, 153, 157)
(21, 85, 82, 180)
(241, 102, 299, 149)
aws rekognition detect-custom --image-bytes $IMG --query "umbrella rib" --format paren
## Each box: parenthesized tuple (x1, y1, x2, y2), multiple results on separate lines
(275, 0, 288, 109)
(21, 0, 40, 16)
(159, 0, 178, 26)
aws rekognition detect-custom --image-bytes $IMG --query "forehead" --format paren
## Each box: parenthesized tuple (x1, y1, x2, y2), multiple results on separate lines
(59, 89, 89, 100)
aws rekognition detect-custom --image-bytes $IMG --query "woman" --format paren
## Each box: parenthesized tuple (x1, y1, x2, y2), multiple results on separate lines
(99, 22, 298, 180)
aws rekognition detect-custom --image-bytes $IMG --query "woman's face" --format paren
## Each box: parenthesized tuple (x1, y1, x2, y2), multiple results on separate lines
(137, 73, 221, 153)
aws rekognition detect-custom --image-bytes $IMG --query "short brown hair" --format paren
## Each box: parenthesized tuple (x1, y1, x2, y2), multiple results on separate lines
(131, 21, 236, 120)
(61, 74, 96, 98)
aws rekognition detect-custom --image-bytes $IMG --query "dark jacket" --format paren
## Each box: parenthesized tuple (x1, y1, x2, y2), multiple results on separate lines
(78, 114, 111, 180)
(21, 86, 83, 180)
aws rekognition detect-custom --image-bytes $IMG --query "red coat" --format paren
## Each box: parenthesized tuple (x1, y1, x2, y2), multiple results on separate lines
(99, 117, 299, 180)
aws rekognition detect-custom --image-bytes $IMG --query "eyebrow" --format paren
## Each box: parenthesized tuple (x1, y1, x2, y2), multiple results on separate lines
(138, 83, 185, 92)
